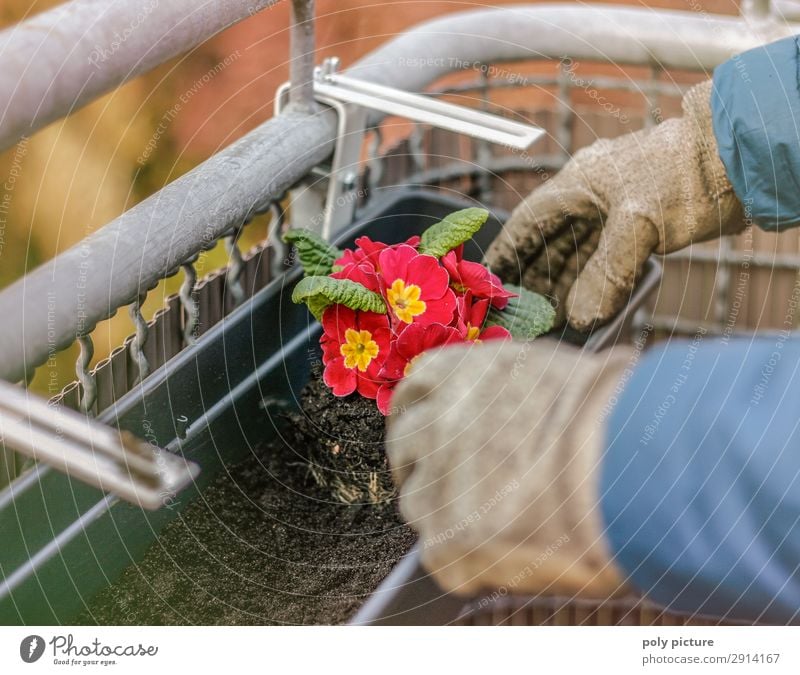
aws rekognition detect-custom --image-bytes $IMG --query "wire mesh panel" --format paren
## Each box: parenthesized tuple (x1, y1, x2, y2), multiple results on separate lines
(48, 238, 275, 414)
(375, 58, 800, 344)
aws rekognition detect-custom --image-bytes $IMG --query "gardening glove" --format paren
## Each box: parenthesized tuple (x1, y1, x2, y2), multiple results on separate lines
(485, 80, 745, 331)
(385, 339, 632, 598)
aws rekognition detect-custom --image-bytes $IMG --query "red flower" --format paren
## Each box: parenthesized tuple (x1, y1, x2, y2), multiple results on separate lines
(378, 245, 456, 328)
(442, 250, 515, 310)
(332, 235, 422, 293)
(376, 322, 463, 414)
(320, 306, 391, 400)
(331, 261, 381, 292)
(334, 235, 421, 272)
(454, 294, 511, 342)
(311, 234, 517, 415)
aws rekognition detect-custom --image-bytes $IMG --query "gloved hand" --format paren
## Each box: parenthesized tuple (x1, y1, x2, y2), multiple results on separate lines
(485, 80, 745, 330)
(385, 339, 632, 598)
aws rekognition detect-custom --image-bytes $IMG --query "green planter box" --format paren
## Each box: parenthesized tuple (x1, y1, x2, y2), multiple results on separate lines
(0, 189, 660, 624)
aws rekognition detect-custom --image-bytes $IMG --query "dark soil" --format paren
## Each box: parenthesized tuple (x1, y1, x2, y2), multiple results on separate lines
(288, 375, 397, 504)
(76, 377, 415, 625)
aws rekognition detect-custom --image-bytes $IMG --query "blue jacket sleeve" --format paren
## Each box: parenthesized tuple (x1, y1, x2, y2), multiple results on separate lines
(601, 334, 800, 624)
(712, 36, 800, 231)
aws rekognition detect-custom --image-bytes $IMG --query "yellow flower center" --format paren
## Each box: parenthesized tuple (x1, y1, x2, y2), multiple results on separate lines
(403, 354, 422, 377)
(466, 324, 481, 342)
(340, 328, 380, 372)
(387, 279, 426, 323)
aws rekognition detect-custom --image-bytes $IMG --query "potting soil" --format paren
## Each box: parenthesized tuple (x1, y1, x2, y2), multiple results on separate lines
(77, 377, 415, 625)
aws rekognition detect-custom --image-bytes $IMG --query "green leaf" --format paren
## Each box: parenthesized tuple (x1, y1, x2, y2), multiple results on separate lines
(282, 228, 343, 277)
(292, 276, 387, 321)
(418, 208, 489, 258)
(486, 284, 556, 340)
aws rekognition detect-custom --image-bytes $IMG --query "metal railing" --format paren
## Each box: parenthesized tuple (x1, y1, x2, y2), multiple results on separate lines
(0, 0, 282, 154)
(1, 1, 798, 489)
(1, 2, 794, 387)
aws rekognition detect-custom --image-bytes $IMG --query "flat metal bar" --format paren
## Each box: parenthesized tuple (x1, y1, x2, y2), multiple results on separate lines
(430, 73, 688, 98)
(0, 381, 199, 510)
(0, 381, 153, 475)
(109, 343, 129, 406)
(165, 293, 183, 360)
(93, 355, 114, 413)
(0, 0, 279, 152)
(60, 381, 81, 411)
(664, 246, 800, 269)
(0, 109, 337, 383)
(317, 73, 544, 150)
(289, 0, 316, 111)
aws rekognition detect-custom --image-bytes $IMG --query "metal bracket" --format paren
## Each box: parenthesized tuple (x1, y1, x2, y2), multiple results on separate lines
(276, 57, 545, 238)
(0, 380, 199, 510)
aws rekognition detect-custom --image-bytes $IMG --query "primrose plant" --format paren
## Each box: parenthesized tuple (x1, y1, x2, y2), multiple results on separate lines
(284, 208, 555, 415)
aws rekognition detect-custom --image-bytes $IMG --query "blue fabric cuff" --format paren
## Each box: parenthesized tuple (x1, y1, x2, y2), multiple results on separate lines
(601, 336, 800, 624)
(712, 36, 800, 231)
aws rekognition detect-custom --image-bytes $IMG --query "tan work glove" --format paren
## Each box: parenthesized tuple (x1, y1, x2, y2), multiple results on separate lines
(386, 340, 632, 599)
(485, 80, 745, 330)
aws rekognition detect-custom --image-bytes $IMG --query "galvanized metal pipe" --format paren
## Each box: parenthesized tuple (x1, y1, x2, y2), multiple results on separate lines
(0, 0, 279, 153)
(350, 3, 798, 126)
(289, 0, 316, 112)
(0, 109, 337, 383)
